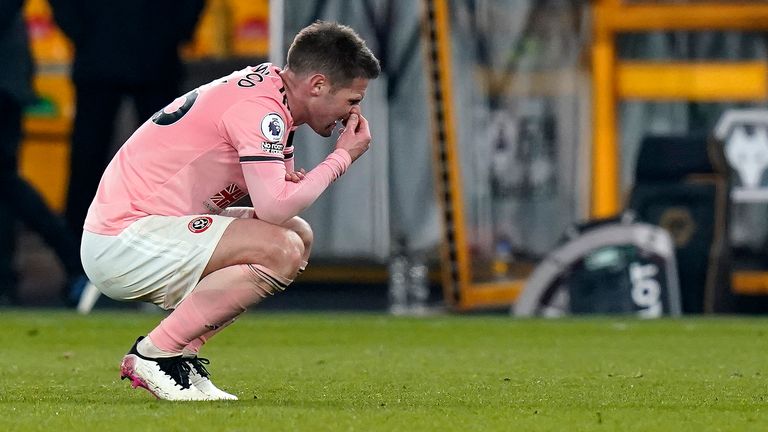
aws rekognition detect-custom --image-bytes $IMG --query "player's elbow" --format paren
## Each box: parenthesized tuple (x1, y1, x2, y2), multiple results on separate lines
(253, 206, 300, 226)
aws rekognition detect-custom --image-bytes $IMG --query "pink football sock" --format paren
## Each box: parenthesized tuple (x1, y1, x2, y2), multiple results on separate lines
(182, 318, 236, 356)
(148, 264, 292, 353)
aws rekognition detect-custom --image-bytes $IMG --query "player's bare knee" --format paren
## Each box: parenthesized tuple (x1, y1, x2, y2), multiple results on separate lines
(283, 230, 305, 272)
(263, 229, 304, 276)
(291, 217, 314, 251)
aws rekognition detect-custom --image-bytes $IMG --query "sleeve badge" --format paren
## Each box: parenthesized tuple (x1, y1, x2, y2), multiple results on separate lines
(261, 113, 285, 143)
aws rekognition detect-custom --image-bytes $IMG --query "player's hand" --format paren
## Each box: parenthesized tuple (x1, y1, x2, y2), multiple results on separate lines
(285, 169, 306, 183)
(335, 110, 371, 163)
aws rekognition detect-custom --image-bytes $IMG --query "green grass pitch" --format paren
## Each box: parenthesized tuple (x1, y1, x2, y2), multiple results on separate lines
(1, 310, 767, 431)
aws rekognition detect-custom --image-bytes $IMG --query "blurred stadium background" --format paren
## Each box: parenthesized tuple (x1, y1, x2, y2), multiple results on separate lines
(14, 0, 768, 316)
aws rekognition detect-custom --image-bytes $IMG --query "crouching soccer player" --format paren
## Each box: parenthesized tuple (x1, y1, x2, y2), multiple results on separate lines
(80, 21, 380, 401)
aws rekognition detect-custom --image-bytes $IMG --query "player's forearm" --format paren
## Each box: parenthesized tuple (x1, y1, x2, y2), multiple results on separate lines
(243, 149, 351, 224)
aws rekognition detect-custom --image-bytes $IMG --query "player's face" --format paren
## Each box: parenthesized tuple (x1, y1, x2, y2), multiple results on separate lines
(309, 77, 369, 137)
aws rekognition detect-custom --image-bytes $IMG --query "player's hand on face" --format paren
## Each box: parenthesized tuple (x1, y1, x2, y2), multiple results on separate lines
(338, 106, 361, 132)
(285, 168, 306, 183)
(335, 110, 371, 163)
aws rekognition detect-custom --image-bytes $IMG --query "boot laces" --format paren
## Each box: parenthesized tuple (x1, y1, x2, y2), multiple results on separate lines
(155, 357, 193, 389)
(187, 356, 211, 379)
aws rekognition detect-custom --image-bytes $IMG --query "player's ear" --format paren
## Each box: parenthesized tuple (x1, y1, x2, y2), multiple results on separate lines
(308, 74, 327, 96)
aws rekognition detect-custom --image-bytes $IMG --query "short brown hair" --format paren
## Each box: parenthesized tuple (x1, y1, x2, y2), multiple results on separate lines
(286, 21, 380, 88)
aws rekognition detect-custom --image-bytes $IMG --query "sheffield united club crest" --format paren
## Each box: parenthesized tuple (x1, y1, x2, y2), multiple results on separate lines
(188, 216, 213, 233)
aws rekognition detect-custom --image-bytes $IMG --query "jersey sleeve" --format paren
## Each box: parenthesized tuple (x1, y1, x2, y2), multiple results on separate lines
(241, 149, 351, 225)
(221, 99, 352, 225)
(220, 98, 290, 162)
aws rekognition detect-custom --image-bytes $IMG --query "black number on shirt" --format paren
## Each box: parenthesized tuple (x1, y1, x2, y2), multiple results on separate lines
(238, 73, 265, 88)
(237, 63, 270, 87)
(151, 89, 199, 126)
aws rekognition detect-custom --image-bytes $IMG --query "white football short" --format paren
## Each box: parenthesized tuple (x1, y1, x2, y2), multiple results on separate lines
(81, 208, 255, 310)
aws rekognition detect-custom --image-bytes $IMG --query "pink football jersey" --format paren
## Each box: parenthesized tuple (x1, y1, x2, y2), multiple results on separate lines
(84, 63, 350, 235)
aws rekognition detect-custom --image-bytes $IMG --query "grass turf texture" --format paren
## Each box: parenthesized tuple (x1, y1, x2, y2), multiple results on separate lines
(0, 311, 767, 431)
